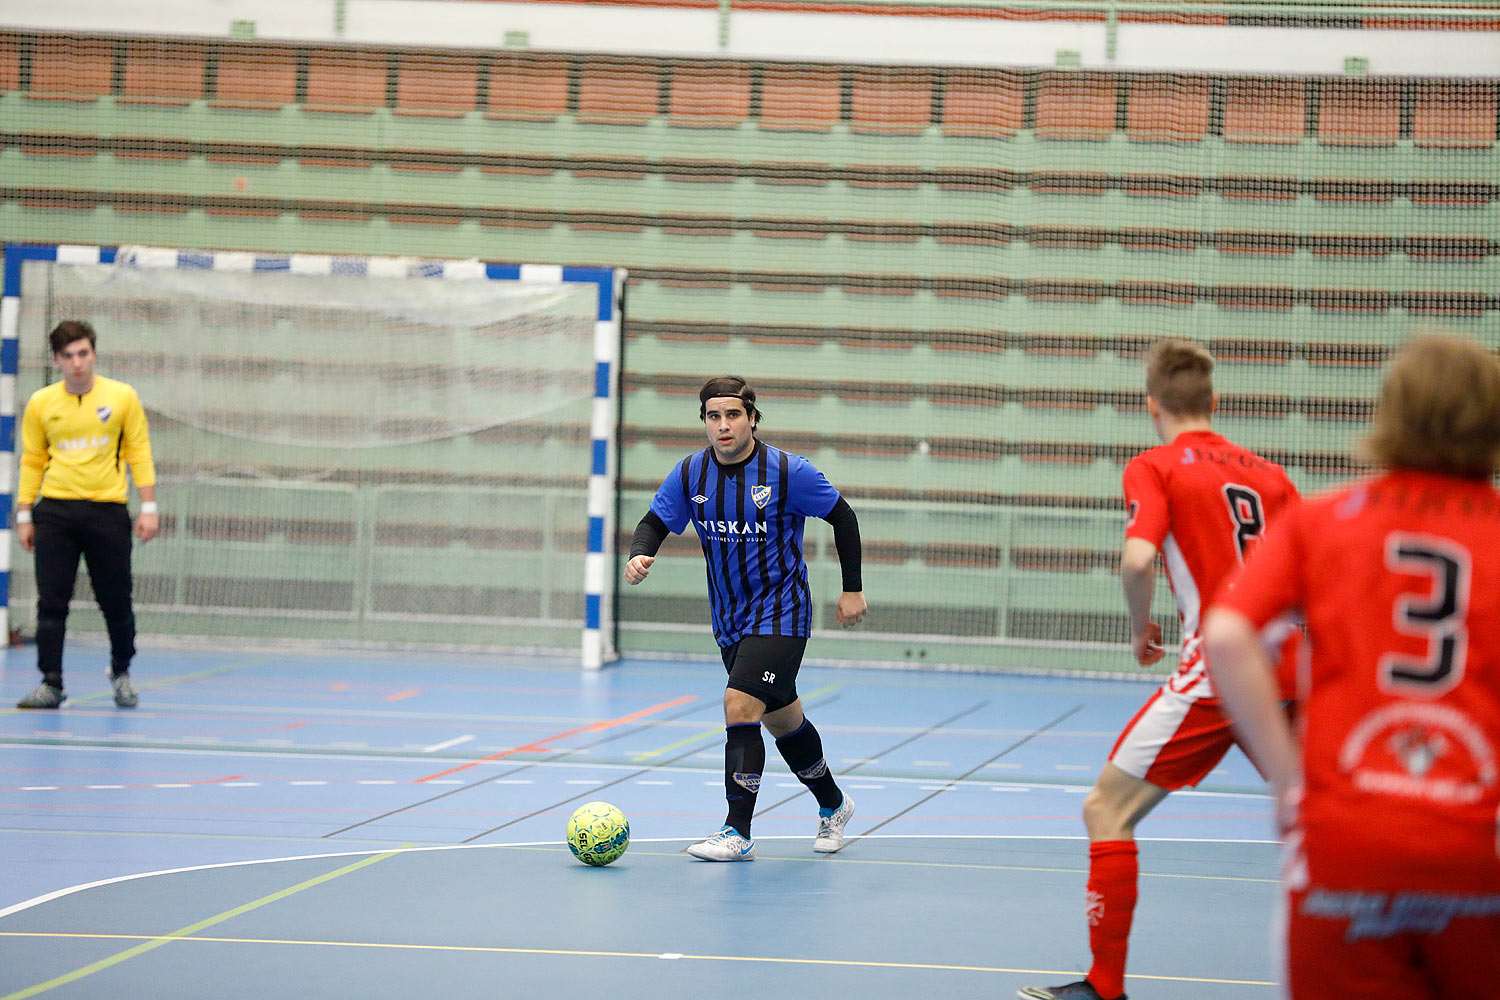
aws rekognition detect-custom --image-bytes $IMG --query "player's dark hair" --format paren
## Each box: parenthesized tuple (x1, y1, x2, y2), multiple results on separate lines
(698, 375, 761, 425)
(1361, 334, 1500, 480)
(1145, 339, 1214, 418)
(49, 320, 97, 356)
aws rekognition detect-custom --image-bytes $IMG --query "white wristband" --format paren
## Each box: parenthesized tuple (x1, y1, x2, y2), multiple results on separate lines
(140, 502, 158, 515)
(15, 509, 31, 524)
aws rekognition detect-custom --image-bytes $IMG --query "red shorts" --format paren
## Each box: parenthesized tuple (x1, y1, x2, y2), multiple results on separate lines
(1285, 884, 1500, 999)
(1108, 686, 1236, 790)
(1109, 630, 1302, 790)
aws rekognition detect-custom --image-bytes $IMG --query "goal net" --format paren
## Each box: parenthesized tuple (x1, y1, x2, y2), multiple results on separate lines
(4, 245, 624, 665)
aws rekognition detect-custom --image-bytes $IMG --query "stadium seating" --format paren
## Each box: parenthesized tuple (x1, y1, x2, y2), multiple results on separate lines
(211, 43, 299, 109)
(120, 39, 206, 105)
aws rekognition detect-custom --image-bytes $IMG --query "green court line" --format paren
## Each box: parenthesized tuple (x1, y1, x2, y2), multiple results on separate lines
(1, 658, 267, 716)
(629, 682, 843, 761)
(0, 849, 404, 1000)
(0, 930, 1275, 987)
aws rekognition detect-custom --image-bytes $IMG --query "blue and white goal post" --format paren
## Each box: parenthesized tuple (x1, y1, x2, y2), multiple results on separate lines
(1, 243, 626, 670)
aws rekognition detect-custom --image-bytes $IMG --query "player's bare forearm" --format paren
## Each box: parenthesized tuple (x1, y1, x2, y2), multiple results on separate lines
(1120, 538, 1163, 663)
(836, 591, 865, 627)
(1203, 607, 1302, 806)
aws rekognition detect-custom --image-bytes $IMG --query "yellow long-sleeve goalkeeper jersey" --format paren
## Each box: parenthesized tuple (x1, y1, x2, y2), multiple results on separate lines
(18, 376, 156, 504)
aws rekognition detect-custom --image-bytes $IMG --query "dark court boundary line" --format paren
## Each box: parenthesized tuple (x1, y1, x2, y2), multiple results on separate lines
(836, 702, 1086, 853)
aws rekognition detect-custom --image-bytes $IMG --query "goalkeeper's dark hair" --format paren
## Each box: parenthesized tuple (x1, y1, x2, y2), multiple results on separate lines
(49, 320, 97, 355)
(1145, 339, 1215, 418)
(698, 375, 761, 425)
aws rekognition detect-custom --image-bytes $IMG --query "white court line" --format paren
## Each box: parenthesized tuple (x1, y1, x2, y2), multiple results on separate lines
(0, 833, 1281, 921)
(423, 735, 475, 754)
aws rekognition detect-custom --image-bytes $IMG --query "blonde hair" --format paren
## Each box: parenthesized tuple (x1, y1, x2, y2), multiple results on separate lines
(1145, 339, 1214, 417)
(1361, 334, 1500, 480)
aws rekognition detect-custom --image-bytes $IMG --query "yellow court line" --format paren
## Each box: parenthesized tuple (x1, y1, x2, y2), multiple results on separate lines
(0, 931, 1275, 987)
(0, 849, 404, 1000)
(1, 658, 266, 716)
(630, 682, 843, 761)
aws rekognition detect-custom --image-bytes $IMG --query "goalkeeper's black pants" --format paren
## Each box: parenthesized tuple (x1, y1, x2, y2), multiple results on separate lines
(32, 499, 137, 687)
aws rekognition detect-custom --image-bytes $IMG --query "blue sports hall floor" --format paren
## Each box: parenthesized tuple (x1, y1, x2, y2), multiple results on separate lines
(0, 639, 1282, 999)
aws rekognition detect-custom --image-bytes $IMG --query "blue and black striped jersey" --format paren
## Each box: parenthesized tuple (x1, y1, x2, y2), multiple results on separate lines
(649, 440, 841, 646)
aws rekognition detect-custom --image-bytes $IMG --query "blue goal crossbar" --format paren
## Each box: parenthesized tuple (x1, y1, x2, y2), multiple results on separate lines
(0, 243, 625, 668)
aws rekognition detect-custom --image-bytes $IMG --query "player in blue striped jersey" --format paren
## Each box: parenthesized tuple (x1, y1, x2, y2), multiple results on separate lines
(626, 376, 866, 861)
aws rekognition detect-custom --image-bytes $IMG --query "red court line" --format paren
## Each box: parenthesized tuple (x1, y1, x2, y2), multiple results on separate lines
(415, 695, 696, 782)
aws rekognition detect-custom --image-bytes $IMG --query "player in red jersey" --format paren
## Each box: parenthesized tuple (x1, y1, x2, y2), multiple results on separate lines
(1204, 334, 1500, 999)
(1021, 340, 1300, 1000)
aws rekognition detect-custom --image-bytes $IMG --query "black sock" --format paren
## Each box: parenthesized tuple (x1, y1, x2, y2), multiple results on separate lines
(775, 718, 842, 810)
(723, 722, 764, 837)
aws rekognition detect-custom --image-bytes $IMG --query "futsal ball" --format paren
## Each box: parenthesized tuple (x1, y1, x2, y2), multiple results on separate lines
(567, 801, 630, 866)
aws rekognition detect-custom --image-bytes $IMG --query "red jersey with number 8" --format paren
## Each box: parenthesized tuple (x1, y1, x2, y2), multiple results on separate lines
(1123, 430, 1300, 697)
(1216, 469, 1500, 892)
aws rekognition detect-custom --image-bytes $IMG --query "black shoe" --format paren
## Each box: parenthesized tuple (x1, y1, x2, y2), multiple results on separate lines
(1018, 982, 1125, 1000)
(17, 683, 67, 709)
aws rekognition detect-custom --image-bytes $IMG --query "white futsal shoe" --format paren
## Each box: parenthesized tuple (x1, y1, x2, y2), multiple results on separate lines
(687, 825, 756, 861)
(813, 794, 854, 853)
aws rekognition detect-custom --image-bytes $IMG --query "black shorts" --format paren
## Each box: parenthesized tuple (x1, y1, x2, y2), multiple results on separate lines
(720, 634, 807, 713)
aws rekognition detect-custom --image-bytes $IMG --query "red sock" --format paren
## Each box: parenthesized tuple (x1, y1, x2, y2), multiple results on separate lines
(1084, 840, 1139, 1000)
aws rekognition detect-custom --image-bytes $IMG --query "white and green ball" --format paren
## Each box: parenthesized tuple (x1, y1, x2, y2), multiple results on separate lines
(566, 801, 630, 866)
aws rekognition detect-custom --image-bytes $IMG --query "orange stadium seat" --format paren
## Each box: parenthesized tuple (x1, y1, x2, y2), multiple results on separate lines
(850, 69, 932, 135)
(211, 43, 298, 109)
(486, 55, 569, 121)
(305, 48, 388, 113)
(668, 62, 751, 127)
(120, 39, 207, 105)
(1224, 78, 1306, 143)
(1035, 72, 1117, 140)
(0, 34, 21, 92)
(27, 36, 114, 101)
(1318, 80, 1400, 146)
(759, 65, 842, 131)
(577, 58, 659, 124)
(395, 53, 479, 117)
(941, 70, 1023, 138)
(1413, 81, 1498, 149)
(1126, 75, 1210, 142)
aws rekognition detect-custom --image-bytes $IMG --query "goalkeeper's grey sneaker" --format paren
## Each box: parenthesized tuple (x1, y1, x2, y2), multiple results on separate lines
(1019, 981, 1126, 1000)
(109, 671, 138, 708)
(813, 794, 855, 853)
(17, 683, 66, 709)
(686, 826, 755, 861)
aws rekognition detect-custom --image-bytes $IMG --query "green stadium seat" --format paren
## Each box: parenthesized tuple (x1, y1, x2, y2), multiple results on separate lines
(1413, 80, 1497, 149)
(27, 35, 113, 101)
(210, 43, 298, 110)
(759, 64, 841, 132)
(305, 48, 388, 114)
(577, 58, 659, 125)
(1224, 78, 1306, 143)
(1036, 71, 1117, 140)
(668, 61, 751, 128)
(850, 69, 932, 135)
(1126, 75, 1210, 142)
(120, 39, 206, 105)
(486, 54, 570, 121)
(395, 52, 479, 117)
(941, 69, 1023, 138)
(1317, 79, 1400, 146)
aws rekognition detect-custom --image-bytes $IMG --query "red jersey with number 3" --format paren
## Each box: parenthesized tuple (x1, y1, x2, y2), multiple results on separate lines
(1214, 470, 1500, 893)
(1124, 430, 1299, 697)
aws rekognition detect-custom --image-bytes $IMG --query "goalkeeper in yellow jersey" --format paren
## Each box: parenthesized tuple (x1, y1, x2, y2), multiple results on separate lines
(15, 321, 158, 710)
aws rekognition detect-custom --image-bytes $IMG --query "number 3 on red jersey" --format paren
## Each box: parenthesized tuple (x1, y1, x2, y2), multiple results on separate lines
(1379, 533, 1471, 696)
